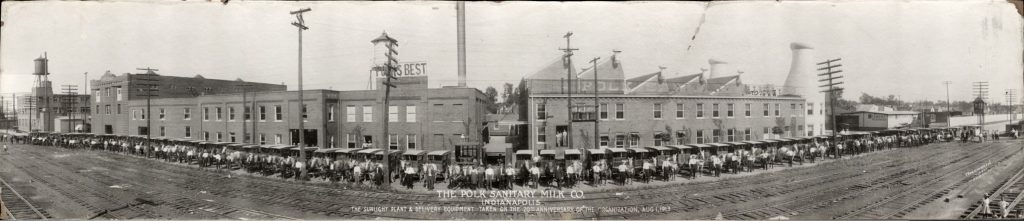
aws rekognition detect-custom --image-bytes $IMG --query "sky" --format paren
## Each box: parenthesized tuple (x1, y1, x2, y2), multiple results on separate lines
(1, 1, 1021, 104)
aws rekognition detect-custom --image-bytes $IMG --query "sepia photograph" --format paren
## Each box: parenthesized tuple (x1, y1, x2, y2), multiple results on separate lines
(1, 0, 1022, 220)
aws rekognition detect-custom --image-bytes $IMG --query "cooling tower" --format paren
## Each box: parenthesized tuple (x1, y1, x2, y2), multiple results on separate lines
(782, 42, 828, 135)
(708, 59, 727, 79)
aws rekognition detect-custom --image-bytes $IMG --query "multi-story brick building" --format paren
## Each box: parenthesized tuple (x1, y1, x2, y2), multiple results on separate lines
(93, 72, 488, 152)
(526, 52, 811, 151)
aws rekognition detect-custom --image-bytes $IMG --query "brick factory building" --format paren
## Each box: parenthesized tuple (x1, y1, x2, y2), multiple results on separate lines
(16, 55, 92, 132)
(91, 72, 488, 152)
(526, 46, 825, 151)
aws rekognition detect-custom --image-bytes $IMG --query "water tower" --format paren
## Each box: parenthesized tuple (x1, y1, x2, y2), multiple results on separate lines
(371, 31, 398, 87)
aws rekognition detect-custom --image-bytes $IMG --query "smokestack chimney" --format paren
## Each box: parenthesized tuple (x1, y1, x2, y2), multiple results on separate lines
(782, 42, 814, 96)
(708, 59, 726, 79)
(456, 1, 467, 87)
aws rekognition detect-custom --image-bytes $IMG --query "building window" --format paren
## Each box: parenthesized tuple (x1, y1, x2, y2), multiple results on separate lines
(203, 107, 210, 121)
(712, 129, 721, 143)
(203, 131, 210, 140)
(216, 107, 222, 121)
(275, 105, 283, 121)
(132, 110, 137, 120)
(159, 126, 165, 136)
(615, 103, 625, 120)
(764, 104, 770, 117)
(654, 133, 665, 146)
(653, 103, 662, 119)
(744, 128, 751, 141)
(696, 130, 705, 144)
(775, 104, 781, 116)
(117, 104, 121, 114)
(407, 134, 417, 149)
(328, 104, 335, 122)
(600, 103, 609, 120)
(184, 126, 191, 138)
(536, 126, 546, 144)
(536, 104, 546, 120)
(244, 106, 252, 120)
(791, 103, 797, 112)
(675, 131, 687, 145)
(763, 127, 771, 138)
(259, 106, 267, 121)
(275, 134, 283, 144)
(346, 134, 355, 148)
(362, 106, 373, 122)
(808, 125, 815, 136)
(712, 103, 720, 118)
(159, 108, 165, 120)
(629, 132, 640, 147)
(696, 103, 704, 118)
(229, 132, 236, 142)
(798, 125, 804, 132)
(406, 105, 416, 122)
(389, 105, 398, 122)
(727, 103, 734, 117)
(388, 134, 399, 150)
(599, 134, 609, 148)
(216, 132, 223, 142)
(807, 103, 814, 115)
(727, 129, 735, 142)
(116, 88, 123, 101)
(141, 109, 146, 120)
(615, 133, 625, 148)
(105, 105, 111, 114)
(744, 103, 751, 117)
(346, 106, 356, 122)
(228, 107, 235, 121)
(676, 103, 685, 118)
(784, 126, 791, 136)
(260, 134, 267, 145)
(183, 108, 191, 120)
(301, 104, 308, 120)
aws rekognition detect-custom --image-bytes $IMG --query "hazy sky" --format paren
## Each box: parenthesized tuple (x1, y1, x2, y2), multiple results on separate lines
(1, 1, 1021, 104)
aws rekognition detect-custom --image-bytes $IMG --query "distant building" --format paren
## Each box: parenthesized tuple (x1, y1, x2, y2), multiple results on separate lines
(16, 55, 92, 132)
(838, 109, 921, 131)
(526, 48, 812, 152)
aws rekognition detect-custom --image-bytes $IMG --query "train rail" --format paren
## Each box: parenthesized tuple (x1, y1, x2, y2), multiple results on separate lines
(961, 162, 1024, 219)
(0, 176, 50, 220)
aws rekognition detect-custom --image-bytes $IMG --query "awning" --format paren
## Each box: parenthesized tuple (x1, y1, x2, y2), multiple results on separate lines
(741, 141, 765, 145)
(335, 148, 364, 154)
(515, 150, 535, 155)
(708, 143, 729, 148)
(666, 145, 691, 150)
(564, 149, 582, 155)
(539, 149, 557, 155)
(273, 145, 297, 150)
(585, 149, 607, 154)
(629, 148, 650, 153)
(688, 144, 712, 149)
(649, 146, 673, 151)
(403, 150, 426, 156)
(723, 142, 746, 146)
(314, 148, 340, 153)
(606, 148, 627, 153)
(357, 148, 381, 154)
(428, 150, 451, 156)
(374, 150, 403, 155)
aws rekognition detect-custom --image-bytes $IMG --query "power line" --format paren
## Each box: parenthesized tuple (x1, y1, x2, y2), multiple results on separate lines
(817, 57, 842, 158)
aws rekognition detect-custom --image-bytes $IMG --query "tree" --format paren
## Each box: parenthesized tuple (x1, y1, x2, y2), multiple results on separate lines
(515, 78, 530, 121)
(484, 86, 499, 114)
(500, 83, 514, 107)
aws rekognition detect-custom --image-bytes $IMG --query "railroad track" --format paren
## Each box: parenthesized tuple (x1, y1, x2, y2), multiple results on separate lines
(0, 177, 50, 220)
(706, 142, 1009, 220)
(961, 160, 1024, 219)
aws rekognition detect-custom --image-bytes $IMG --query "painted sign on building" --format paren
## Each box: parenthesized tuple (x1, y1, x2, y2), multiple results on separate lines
(373, 62, 427, 78)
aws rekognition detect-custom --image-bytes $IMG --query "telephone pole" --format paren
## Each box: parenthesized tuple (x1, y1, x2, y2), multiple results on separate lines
(943, 81, 952, 126)
(589, 56, 600, 150)
(61, 84, 79, 132)
(135, 70, 160, 156)
(373, 32, 399, 188)
(291, 7, 311, 181)
(1007, 89, 1017, 121)
(560, 32, 578, 149)
(817, 58, 843, 158)
(973, 82, 989, 126)
(238, 83, 253, 143)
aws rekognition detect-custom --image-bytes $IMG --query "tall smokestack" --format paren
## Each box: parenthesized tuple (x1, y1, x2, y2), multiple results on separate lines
(782, 43, 814, 96)
(456, 1, 467, 87)
(708, 59, 726, 79)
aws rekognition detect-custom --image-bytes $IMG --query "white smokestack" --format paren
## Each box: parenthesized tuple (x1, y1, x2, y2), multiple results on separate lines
(708, 59, 727, 79)
(782, 43, 814, 96)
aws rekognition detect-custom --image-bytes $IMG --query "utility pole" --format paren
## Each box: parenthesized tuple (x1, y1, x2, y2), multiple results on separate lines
(135, 70, 160, 157)
(61, 84, 79, 132)
(291, 7, 311, 181)
(973, 82, 989, 126)
(238, 83, 253, 143)
(560, 32, 577, 149)
(1006, 89, 1017, 121)
(84, 72, 89, 94)
(943, 81, 952, 126)
(817, 58, 843, 158)
(25, 95, 35, 132)
(373, 32, 399, 188)
(589, 56, 600, 150)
